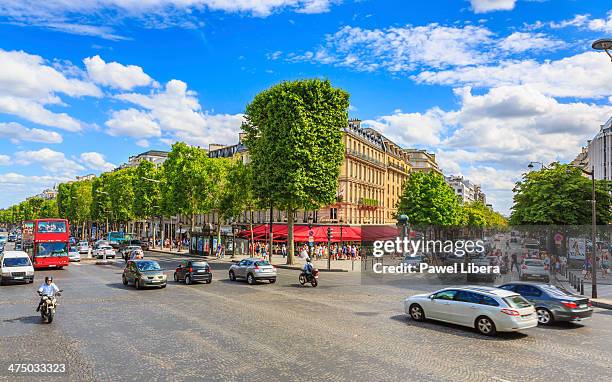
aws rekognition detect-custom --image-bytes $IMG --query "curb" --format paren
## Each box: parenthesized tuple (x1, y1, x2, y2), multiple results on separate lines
(592, 300, 612, 310)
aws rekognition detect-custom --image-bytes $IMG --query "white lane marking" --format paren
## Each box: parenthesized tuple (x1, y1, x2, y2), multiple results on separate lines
(492, 377, 513, 382)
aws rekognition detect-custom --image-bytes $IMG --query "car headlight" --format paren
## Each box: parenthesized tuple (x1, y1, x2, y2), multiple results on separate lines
(26, 270, 34, 276)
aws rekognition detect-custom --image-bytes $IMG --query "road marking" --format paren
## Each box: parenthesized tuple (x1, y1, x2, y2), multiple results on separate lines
(492, 377, 513, 382)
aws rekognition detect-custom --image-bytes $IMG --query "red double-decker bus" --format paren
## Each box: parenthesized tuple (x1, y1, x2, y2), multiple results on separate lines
(22, 219, 70, 270)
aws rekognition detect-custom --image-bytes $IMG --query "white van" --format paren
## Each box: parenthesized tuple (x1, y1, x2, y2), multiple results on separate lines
(0, 251, 35, 285)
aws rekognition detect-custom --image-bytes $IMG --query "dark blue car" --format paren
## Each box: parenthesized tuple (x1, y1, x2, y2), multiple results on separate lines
(498, 282, 592, 325)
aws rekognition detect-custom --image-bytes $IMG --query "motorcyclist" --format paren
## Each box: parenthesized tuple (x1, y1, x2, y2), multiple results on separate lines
(302, 257, 314, 277)
(36, 276, 60, 312)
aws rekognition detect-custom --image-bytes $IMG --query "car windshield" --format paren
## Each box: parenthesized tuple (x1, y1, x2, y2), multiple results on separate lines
(36, 242, 68, 257)
(255, 260, 271, 266)
(3, 257, 30, 267)
(503, 295, 532, 309)
(404, 255, 422, 261)
(524, 260, 544, 266)
(136, 261, 161, 271)
(192, 262, 208, 268)
(101, 246, 112, 250)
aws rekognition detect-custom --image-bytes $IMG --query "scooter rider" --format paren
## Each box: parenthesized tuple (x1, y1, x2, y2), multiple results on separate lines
(36, 276, 60, 312)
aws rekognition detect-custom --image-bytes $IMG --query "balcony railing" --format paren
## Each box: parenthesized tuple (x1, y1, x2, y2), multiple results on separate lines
(346, 148, 386, 168)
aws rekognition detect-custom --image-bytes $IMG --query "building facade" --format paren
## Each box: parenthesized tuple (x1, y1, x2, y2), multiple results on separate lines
(445, 175, 482, 204)
(587, 116, 612, 180)
(404, 149, 442, 175)
(122, 150, 169, 168)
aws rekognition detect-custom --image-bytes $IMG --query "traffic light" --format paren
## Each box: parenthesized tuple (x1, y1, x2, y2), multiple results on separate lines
(327, 227, 332, 241)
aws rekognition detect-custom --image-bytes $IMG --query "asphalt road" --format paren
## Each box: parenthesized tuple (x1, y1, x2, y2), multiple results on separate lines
(1, 250, 612, 382)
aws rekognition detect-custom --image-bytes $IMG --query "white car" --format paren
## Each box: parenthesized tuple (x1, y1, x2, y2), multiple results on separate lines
(520, 259, 549, 283)
(68, 247, 81, 262)
(94, 245, 116, 259)
(402, 254, 425, 270)
(404, 286, 538, 336)
(0, 251, 35, 284)
(77, 241, 90, 255)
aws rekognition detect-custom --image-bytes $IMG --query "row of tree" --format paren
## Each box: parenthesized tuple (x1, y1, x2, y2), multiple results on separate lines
(396, 171, 507, 229)
(1, 79, 509, 265)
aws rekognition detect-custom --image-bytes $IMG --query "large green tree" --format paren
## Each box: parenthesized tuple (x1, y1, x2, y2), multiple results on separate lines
(397, 171, 465, 227)
(106, 168, 135, 229)
(510, 163, 612, 225)
(243, 79, 349, 264)
(162, 142, 227, 238)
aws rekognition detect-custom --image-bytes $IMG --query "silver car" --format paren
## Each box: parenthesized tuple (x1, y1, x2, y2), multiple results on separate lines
(229, 258, 277, 284)
(520, 259, 550, 283)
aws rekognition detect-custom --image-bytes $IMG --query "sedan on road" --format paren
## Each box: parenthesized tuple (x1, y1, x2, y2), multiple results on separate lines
(229, 259, 276, 285)
(404, 286, 538, 336)
(498, 282, 593, 325)
(122, 260, 167, 289)
(68, 247, 81, 262)
(174, 260, 212, 285)
(77, 241, 90, 255)
(94, 245, 116, 259)
(520, 259, 550, 283)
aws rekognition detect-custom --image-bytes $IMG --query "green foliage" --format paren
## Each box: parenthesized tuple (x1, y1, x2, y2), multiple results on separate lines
(161, 142, 229, 232)
(243, 78, 349, 212)
(106, 168, 135, 223)
(510, 163, 612, 225)
(218, 160, 258, 223)
(133, 160, 161, 219)
(462, 201, 507, 228)
(397, 171, 465, 227)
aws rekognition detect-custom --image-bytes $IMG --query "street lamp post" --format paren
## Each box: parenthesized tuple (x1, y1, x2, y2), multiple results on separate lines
(327, 226, 332, 270)
(307, 213, 314, 259)
(566, 164, 598, 299)
(592, 38, 612, 62)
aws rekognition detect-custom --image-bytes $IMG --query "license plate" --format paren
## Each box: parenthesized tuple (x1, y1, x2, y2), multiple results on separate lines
(579, 304, 587, 309)
(152, 280, 160, 283)
(14, 277, 23, 280)
(198, 269, 206, 273)
(48, 265, 56, 267)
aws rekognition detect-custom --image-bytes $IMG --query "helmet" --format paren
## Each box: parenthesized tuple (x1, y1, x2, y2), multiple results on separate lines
(306, 257, 311, 263)
(44, 276, 53, 283)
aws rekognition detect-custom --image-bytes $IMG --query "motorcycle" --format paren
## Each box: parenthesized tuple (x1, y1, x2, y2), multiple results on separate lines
(299, 268, 319, 287)
(38, 290, 62, 324)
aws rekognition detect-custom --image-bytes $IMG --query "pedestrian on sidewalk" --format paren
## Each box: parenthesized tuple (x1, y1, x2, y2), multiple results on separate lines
(601, 253, 609, 278)
(281, 244, 287, 258)
(510, 253, 520, 275)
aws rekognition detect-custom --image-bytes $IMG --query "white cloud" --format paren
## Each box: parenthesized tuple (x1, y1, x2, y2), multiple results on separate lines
(136, 139, 150, 148)
(469, 0, 516, 14)
(549, 14, 590, 29)
(414, 52, 612, 99)
(14, 148, 85, 174)
(588, 11, 612, 33)
(79, 152, 115, 171)
(0, 49, 100, 131)
(0, 122, 63, 143)
(498, 32, 564, 53)
(115, 79, 244, 146)
(0, 0, 339, 39)
(0, 155, 9, 166)
(105, 108, 161, 138)
(0, 172, 72, 208)
(363, 108, 445, 146)
(84, 55, 153, 90)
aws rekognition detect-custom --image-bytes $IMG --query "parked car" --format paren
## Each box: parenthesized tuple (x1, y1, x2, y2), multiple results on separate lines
(229, 258, 276, 284)
(122, 260, 167, 289)
(68, 247, 81, 262)
(520, 259, 549, 283)
(498, 282, 593, 325)
(77, 241, 90, 255)
(0, 251, 35, 284)
(466, 255, 497, 282)
(94, 245, 116, 259)
(404, 286, 538, 336)
(174, 260, 212, 284)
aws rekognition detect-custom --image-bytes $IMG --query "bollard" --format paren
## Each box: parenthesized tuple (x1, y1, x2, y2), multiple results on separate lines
(580, 279, 585, 295)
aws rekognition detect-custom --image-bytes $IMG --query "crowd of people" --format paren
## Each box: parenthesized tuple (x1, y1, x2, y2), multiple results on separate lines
(251, 242, 361, 260)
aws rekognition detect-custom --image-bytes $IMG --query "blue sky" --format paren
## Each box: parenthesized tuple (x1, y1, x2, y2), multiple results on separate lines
(1, 0, 612, 214)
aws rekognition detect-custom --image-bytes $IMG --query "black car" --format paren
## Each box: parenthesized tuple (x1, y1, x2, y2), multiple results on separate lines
(497, 282, 593, 325)
(174, 260, 212, 285)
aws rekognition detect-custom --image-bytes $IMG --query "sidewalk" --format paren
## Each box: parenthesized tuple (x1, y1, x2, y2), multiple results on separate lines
(555, 270, 612, 310)
(146, 247, 354, 272)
